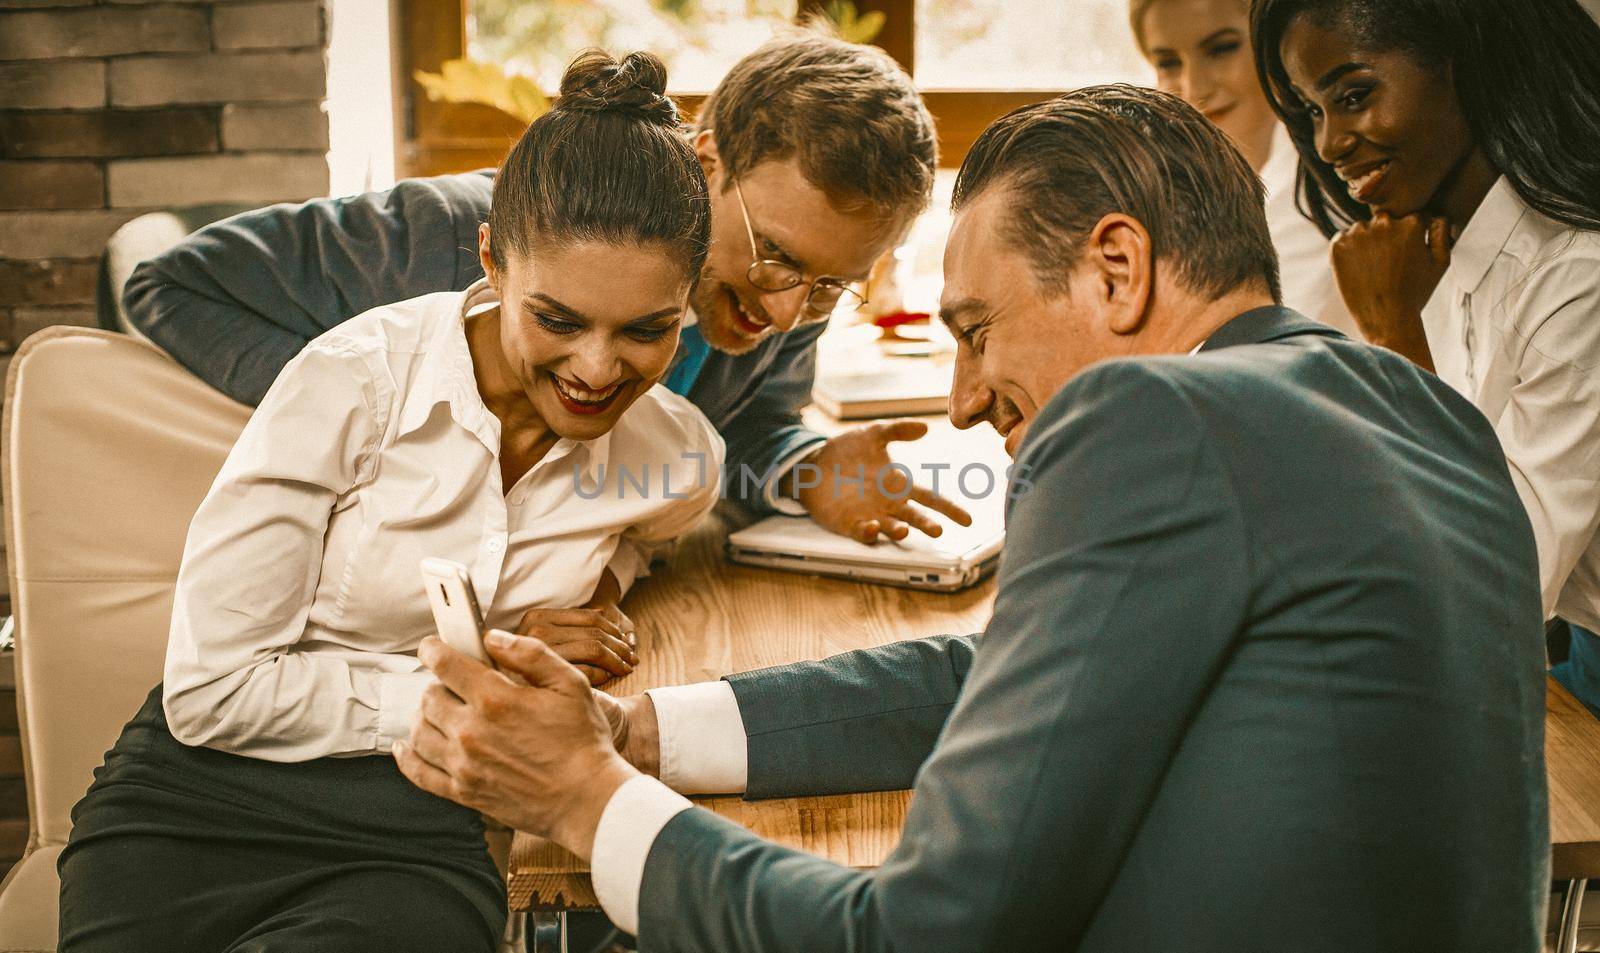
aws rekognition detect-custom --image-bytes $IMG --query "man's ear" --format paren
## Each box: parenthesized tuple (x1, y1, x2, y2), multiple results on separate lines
(477, 222, 498, 291)
(1086, 213, 1154, 336)
(693, 129, 720, 185)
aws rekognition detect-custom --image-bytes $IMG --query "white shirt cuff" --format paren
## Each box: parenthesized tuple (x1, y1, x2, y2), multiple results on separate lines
(591, 774, 693, 936)
(646, 680, 749, 794)
(761, 440, 827, 517)
(376, 671, 433, 753)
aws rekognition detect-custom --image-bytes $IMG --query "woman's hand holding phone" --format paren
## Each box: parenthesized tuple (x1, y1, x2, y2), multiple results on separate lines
(514, 606, 638, 686)
(423, 558, 637, 685)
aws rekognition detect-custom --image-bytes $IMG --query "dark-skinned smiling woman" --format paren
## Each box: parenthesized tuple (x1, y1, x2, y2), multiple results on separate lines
(1253, 0, 1600, 714)
(55, 51, 722, 953)
(1129, 0, 1357, 336)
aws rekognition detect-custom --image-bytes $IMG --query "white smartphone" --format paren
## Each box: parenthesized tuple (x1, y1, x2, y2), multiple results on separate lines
(419, 557, 491, 664)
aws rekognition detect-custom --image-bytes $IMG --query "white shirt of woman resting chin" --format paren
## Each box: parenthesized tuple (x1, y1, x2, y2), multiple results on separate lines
(1421, 176, 1600, 633)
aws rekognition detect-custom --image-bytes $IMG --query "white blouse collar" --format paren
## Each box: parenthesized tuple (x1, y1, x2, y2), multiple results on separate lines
(1445, 176, 1528, 298)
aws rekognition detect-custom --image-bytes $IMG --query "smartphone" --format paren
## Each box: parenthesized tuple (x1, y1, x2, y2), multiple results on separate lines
(420, 557, 491, 664)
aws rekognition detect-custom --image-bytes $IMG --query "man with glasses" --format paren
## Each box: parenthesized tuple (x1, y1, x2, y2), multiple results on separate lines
(123, 31, 965, 544)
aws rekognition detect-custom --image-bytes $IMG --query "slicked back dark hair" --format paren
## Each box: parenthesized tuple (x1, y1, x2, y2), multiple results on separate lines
(489, 49, 710, 279)
(697, 30, 936, 219)
(953, 84, 1281, 302)
(1251, 0, 1600, 237)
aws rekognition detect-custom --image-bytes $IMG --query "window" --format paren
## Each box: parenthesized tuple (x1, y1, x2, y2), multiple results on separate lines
(396, 0, 1153, 177)
(468, 0, 795, 94)
(913, 0, 1148, 90)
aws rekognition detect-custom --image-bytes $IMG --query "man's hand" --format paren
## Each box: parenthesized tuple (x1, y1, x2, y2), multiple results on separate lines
(1331, 212, 1449, 371)
(786, 420, 973, 544)
(516, 604, 638, 686)
(396, 633, 636, 861)
(593, 691, 661, 778)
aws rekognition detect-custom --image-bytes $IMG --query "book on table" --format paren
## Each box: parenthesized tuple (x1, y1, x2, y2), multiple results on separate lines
(811, 361, 953, 420)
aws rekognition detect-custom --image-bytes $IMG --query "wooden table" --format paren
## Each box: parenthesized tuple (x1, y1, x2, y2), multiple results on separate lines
(506, 508, 993, 910)
(1546, 678, 1600, 952)
(1548, 678, 1600, 880)
(508, 410, 1008, 912)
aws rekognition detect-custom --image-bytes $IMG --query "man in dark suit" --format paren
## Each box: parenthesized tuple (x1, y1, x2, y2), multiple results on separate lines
(396, 86, 1551, 951)
(123, 32, 966, 543)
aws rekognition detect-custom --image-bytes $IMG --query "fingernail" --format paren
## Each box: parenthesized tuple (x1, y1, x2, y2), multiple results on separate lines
(486, 630, 514, 648)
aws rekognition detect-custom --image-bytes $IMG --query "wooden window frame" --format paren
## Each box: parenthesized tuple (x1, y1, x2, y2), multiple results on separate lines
(394, 0, 1068, 177)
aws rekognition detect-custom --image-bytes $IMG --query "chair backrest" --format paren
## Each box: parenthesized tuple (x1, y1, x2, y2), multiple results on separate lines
(2, 328, 249, 847)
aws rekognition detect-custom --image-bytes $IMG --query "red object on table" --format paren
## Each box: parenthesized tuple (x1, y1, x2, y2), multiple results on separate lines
(872, 311, 932, 337)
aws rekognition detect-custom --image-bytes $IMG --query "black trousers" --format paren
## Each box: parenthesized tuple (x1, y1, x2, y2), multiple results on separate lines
(57, 686, 506, 953)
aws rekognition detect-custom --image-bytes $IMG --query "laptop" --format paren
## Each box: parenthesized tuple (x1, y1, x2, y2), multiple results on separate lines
(725, 420, 1010, 592)
(726, 509, 1003, 591)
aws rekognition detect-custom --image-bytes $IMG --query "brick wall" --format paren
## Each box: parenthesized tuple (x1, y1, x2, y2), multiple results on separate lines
(0, 0, 333, 880)
(0, 0, 332, 351)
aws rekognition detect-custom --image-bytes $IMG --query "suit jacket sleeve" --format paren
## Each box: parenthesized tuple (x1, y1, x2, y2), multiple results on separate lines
(726, 634, 978, 798)
(123, 171, 494, 406)
(714, 320, 829, 512)
(636, 361, 1253, 953)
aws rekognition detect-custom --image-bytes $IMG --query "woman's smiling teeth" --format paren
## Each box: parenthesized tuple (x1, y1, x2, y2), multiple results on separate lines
(1341, 161, 1392, 202)
(551, 373, 621, 404)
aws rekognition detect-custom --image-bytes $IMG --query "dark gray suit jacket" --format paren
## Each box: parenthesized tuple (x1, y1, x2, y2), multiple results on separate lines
(121, 172, 828, 512)
(637, 308, 1549, 952)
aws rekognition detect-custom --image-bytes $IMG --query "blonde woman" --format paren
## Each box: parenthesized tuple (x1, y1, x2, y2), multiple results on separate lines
(1131, 0, 1358, 336)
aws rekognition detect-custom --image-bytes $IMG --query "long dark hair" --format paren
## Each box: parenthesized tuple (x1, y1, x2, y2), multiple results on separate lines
(488, 50, 710, 278)
(1250, 0, 1600, 237)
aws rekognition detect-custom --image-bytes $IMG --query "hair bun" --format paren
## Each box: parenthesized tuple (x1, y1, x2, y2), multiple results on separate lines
(557, 50, 678, 125)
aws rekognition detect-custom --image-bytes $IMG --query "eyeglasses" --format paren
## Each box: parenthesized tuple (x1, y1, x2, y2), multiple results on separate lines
(732, 177, 867, 320)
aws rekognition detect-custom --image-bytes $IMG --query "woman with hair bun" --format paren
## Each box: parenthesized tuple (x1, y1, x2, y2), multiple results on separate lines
(57, 50, 721, 953)
(1254, 0, 1600, 713)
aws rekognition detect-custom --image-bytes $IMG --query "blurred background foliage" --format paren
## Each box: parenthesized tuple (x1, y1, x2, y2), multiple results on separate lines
(423, 0, 885, 119)
(417, 1, 1145, 121)
(419, 1, 887, 120)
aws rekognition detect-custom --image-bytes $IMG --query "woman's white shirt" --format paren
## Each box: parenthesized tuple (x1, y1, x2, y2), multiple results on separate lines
(162, 279, 725, 762)
(1262, 125, 1360, 338)
(1421, 176, 1600, 632)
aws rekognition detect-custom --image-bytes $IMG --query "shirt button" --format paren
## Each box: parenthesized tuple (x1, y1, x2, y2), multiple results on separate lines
(510, 491, 526, 506)
(486, 537, 504, 554)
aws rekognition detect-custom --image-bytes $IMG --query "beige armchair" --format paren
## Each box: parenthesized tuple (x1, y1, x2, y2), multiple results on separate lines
(0, 200, 521, 950)
(0, 328, 250, 952)
(0, 328, 520, 952)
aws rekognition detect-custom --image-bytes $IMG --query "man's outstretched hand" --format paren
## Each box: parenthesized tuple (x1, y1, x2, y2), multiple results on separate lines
(395, 632, 636, 861)
(789, 420, 973, 544)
